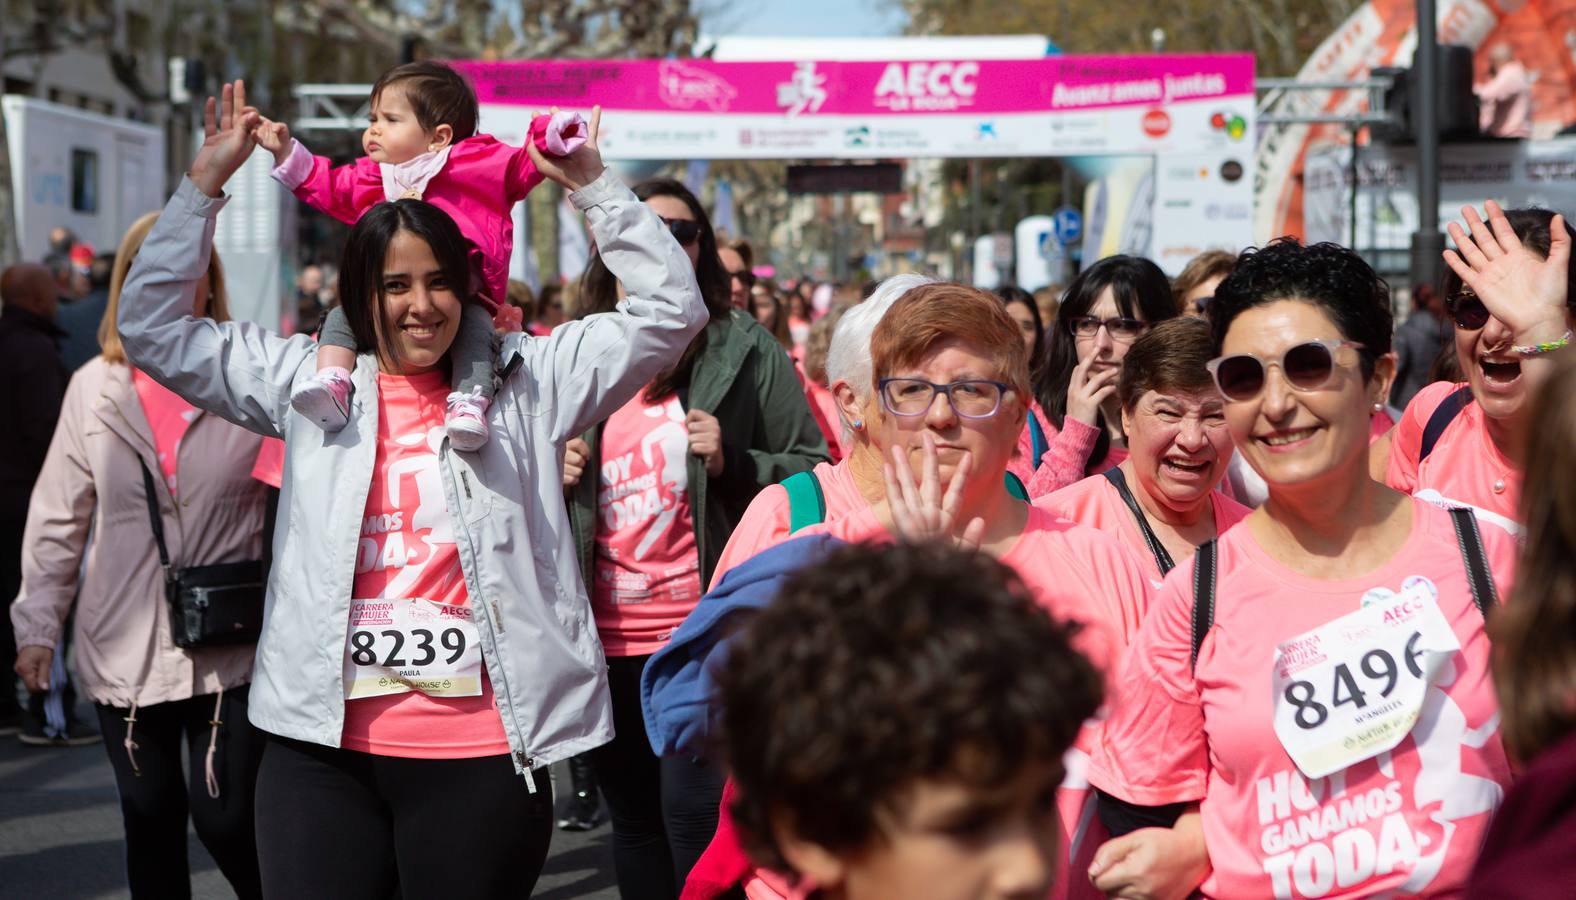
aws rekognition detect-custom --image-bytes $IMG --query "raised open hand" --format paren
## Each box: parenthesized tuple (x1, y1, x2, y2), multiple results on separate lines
(880, 432, 986, 550)
(526, 105, 605, 192)
(189, 80, 261, 199)
(1443, 199, 1571, 342)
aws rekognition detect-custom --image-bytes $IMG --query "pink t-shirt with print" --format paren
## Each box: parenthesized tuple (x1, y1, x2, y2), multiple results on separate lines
(1037, 471, 1251, 585)
(1387, 382, 1519, 534)
(592, 392, 704, 657)
(709, 459, 866, 590)
(341, 371, 510, 759)
(801, 504, 1153, 898)
(250, 437, 285, 488)
(1088, 499, 1516, 899)
(132, 368, 197, 495)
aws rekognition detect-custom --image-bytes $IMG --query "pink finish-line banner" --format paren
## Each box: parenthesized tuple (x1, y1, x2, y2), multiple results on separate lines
(453, 54, 1255, 117)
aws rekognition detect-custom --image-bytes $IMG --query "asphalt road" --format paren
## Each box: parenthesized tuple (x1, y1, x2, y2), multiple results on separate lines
(0, 709, 619, 899)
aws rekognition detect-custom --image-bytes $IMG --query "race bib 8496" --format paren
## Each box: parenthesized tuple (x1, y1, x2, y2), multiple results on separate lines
(1271, 581, 1461, 779)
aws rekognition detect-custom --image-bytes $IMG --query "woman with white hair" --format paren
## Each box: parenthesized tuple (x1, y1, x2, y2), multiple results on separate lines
(708, 273, 936, 577)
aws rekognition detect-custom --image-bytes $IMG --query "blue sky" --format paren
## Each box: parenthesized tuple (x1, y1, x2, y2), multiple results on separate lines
(705, 0, 907, 38)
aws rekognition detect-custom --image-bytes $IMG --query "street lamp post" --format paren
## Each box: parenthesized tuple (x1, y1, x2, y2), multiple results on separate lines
(1409, 0, 1444, 295)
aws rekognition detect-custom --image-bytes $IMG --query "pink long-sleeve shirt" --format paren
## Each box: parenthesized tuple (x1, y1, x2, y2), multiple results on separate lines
(274, 135, 544, 311)
(1008, 399, 1127, 499)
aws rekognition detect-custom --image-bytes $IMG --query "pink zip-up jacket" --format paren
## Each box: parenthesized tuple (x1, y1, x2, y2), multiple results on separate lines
(274, 134, 544, 311)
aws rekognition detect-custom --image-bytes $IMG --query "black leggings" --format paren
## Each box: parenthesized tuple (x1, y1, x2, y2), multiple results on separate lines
(254, 734, 555, 900)
(94, 686, 266, 900)
(589, 654, 726, 900)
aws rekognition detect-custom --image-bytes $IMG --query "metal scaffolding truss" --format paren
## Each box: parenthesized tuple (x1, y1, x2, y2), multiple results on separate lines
(294, 84, 375, 132)
(1255, 76, 1397, 128)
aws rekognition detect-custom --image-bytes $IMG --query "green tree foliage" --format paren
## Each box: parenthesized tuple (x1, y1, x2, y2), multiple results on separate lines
(902, 0, 1362, 77)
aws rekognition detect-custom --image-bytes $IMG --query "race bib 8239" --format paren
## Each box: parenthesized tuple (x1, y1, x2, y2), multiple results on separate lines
(343, 597, 483, 699)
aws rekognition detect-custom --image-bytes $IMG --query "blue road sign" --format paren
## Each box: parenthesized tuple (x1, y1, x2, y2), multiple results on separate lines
(1052, 206, 1083, 246)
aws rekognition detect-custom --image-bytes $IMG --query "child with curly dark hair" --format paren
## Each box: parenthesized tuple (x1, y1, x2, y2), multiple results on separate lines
(715, 540, 1104, 900)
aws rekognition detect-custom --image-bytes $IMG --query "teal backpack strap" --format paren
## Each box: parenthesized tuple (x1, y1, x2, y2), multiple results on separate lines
(1028, 414, 1048, 471)
(783, 471, 827, 534)
(1004, 471, 1029, 502)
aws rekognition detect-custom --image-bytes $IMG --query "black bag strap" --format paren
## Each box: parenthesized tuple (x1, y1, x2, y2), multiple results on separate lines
(1187, 508, 1493, 677)
(262, 486, 278, 569)
(1448, 507, 1498, 619)
(1420, 385, 1473, 463)
(138, 460, 174, 579)
(1189, 539, 1218, 673)
(1103, 467, 1176, 576)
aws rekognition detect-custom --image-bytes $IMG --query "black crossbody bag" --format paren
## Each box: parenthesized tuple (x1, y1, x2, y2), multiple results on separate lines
(139, 462, 268, 649)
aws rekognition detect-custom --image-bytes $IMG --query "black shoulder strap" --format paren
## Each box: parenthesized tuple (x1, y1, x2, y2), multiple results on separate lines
(1103, 467, 1176, 576)
(1190, 539, 1218, 673)
(1448, 507, 1498, 619)
(1420, 385, 1473, 463)
(138, 460, 173, 576)
(262, 487, 279, 569)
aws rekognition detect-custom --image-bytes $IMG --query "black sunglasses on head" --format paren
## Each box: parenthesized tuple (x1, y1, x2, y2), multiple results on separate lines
(659, 216, 701, 246)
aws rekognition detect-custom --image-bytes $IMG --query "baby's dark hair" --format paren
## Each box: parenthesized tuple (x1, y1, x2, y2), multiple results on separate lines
(718, 541, 1103, 874)
(371, 61, 479, 142)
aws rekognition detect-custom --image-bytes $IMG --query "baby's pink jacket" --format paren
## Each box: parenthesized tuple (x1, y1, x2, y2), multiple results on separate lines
(274, 134, 544, 311)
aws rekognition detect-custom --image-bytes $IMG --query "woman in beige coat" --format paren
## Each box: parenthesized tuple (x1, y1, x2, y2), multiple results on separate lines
(10, 212, 269, 900)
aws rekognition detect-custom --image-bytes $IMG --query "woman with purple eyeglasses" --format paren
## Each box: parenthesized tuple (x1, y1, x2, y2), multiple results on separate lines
(1015, 256, 1179, 498)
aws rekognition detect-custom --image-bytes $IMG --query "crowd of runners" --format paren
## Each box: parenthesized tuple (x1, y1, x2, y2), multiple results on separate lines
(5, 61, 1575, 900)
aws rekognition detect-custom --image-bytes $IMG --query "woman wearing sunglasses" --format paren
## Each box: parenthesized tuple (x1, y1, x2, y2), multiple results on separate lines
(563, 177, 828, 900)
(1384, 203, 1573, 533)
(1017, 255, 1179, 498)
(1085, 239, 1516, 899)
(1038, 318, 1249, 585)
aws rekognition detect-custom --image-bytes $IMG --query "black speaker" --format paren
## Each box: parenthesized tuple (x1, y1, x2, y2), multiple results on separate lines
(1432, 44, 1479, 139)
(1371, 66, 1410, 143)
(1369, 45, 1480, 144)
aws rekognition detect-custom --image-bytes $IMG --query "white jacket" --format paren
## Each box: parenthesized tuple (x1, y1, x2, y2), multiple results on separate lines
(118, 172, 706, 778)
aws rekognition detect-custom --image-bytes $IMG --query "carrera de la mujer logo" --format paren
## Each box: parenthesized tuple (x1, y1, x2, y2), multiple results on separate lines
(658, 60, 738, 113)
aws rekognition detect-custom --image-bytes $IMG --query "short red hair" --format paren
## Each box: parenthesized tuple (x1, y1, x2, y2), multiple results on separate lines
(869, 283, 1031, 402)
